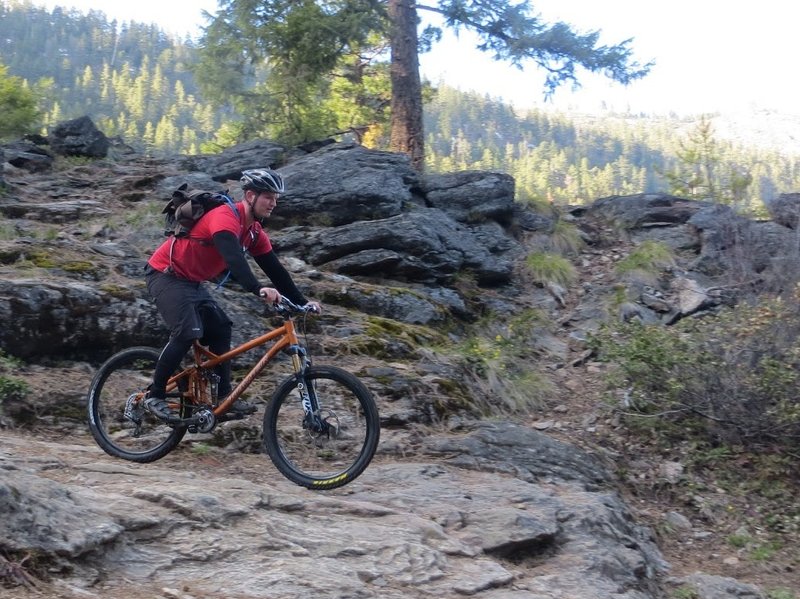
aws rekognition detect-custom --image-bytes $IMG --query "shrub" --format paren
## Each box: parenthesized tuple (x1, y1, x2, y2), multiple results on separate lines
(615, 240, 675, 281)
(549, 219, 585, 256)
(0, 351, 30, 423)
(525, 251, 577, 287)
(453, 309, 554, 415)
(0, 375, 28, 401)
(590, 287, 800, 452)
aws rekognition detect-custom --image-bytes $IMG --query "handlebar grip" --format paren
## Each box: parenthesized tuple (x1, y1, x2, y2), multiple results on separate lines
(259, 290, 282, 304)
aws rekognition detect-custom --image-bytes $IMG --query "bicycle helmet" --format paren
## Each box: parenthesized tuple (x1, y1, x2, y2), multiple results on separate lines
(240, 168, 285, 194)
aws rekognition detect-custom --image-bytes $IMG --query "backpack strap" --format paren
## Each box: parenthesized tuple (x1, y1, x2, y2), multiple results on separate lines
(212, 195, 240, 289)
(167, 196, 241, 284)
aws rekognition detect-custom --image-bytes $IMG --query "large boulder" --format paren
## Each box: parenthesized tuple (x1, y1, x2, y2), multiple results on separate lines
(275, 141, 421, 227)
(48, 115, 110, 158)
(0, 279, 161, 360)
(688, 204, 800, 283)
(587, 193, 711, 229)
(764, 192, 800, 229)
(421, 170, 516, 224)
(277, 209, 515, 285)
(2, 140, 54, 172)
(181, 138, 290, 182)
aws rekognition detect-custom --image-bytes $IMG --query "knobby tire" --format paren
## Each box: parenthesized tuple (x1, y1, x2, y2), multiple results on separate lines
(87, 346, 187, 463)
(263, 365, 380, 490)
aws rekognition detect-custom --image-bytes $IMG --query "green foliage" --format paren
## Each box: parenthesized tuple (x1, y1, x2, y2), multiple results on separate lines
(453, 309, 554, 415)
(750, 540, 782, 561)
(549, 219, 585, 255)
(0, 220, 16, 241)
(54, 155, 93, 169)
(0, 3, 217, 154)
(422, 86, 800, 211)
(665, 115, 719, 199)
(323, 44, 393, 148)
(195, 0, 388, 145)
(329, 314, 448, 360)
(664, 115, 754, 206)
(590, 288, 800, 452)
(615, 240, 675, 281)
(115, 201, 163, 231)
(364, 316, 443, 347)
(61, 260, 97, 273)
(524, 251, 577, 287)
(100, 284, 136, 300)
(726, 532, 752, 548)
(193, 0, 650, 156)
(0, 349, 28, 406)
(26, 250, 56, 268)
(434, 0, 651, 96)
(0, 350, 22, 370)
(190, 442, 213, 456)
(0, 62, 39, 139)
(199, 121, 247, 153)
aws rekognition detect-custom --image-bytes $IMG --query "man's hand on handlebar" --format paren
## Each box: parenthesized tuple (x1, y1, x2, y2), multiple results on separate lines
(258, 287, 280, 304)
(259, 288, 322, 314)
(303, 301, 322, 314)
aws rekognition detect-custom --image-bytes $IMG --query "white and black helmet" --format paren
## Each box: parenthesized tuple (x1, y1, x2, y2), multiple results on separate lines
(240, 168, 285, 194)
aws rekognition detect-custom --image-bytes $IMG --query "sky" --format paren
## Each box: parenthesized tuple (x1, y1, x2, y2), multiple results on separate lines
(28, 0, 800, 118)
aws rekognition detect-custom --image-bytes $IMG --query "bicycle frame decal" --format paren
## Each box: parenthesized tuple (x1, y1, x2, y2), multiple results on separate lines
(296, 380, 313, 415)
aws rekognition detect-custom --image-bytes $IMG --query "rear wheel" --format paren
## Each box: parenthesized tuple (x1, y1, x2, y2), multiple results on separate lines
(263, 365, 380, 490)
(87, 347, 187, 462)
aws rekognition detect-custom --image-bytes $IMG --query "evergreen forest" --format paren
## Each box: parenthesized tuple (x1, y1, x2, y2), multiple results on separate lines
(2, 0, 800, 211)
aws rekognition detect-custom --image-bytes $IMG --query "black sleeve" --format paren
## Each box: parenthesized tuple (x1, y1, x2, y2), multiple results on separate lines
(211, 231, 261, 294)
(254, 250, 308, 305)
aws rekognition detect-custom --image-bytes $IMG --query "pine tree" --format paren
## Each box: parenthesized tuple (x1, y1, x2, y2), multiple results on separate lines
(197, 0, 651, 170)
(0, 62, 39, 138)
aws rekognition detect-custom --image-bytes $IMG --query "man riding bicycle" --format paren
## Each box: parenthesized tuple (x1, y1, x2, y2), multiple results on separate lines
(144, 168, 321, 423)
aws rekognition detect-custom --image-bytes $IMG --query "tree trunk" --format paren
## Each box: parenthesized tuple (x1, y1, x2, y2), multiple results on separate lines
(388, 0, 424, 172)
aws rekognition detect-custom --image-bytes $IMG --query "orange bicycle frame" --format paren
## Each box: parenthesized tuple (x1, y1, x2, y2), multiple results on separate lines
(165, 317, 306, 417)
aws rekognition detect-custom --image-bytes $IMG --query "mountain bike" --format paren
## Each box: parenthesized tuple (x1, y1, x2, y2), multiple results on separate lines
(86, 297, 380, 490)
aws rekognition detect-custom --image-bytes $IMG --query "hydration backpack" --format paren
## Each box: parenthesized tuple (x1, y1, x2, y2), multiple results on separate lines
(162, 183, 239, 237)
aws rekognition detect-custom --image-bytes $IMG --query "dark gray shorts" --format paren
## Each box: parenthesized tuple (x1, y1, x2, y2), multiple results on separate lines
(145, 267, 232, 342)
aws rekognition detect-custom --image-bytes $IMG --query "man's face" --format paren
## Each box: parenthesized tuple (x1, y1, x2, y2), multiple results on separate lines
(253, 190, 279, 218)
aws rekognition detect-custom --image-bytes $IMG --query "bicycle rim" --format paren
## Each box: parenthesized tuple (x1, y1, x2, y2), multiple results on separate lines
(87, 347, 187, 462)
(264, 365, 380, 490)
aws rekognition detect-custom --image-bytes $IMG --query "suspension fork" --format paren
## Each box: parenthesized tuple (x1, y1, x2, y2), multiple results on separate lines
(288, 344, 313, 412)
(288, 344, 326, 433)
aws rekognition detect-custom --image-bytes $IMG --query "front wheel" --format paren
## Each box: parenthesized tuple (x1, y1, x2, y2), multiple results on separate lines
(87, 347, 187, 462)
(263, 365, 380, 490)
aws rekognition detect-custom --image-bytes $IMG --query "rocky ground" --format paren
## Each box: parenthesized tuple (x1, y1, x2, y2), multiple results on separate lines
(3, 353, 797, 599)
(3, 272, 797, 599)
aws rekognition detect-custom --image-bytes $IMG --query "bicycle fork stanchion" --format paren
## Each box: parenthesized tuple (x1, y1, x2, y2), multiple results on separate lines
(288, 345, 327, 434)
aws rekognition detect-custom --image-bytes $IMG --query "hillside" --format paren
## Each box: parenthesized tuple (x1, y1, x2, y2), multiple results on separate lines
(3, 1, 800, 211)
(566, 106, 800, 157)
(712, 107, 800, 155)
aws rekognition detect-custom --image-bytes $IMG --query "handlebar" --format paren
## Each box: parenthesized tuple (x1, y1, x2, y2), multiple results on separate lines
(273, 295, 320, 315)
